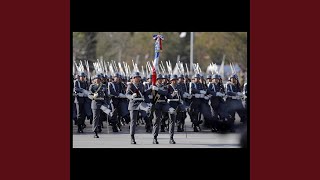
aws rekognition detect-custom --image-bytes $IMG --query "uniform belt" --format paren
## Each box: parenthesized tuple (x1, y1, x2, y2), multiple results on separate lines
(157, 100, 167, 103)
(193, 94, 204, 98)
(132, 98, 144, 101)
(168, 99, 179, 102)
(94, 97, 104, 100)
(227, 96, 242, 100)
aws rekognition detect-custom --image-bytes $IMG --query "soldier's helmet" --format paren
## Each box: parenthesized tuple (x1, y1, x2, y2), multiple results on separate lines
(212, 74, 220, 79)
(170, 74, 178, 81)
(206, 74, 212, 79)
(93, 74, 101, 80)
(104, 74, 109, 79)
(164, 74, 168, 80)
(79, 72, 87, 77)
(142, 77, 147, 82)
(229, 74, 238, 80)
(193, 73, 201, 79)
(157, 74, 165, 79)
(114, 72, 121, 78)
(184, 74, 190, 79)
(132, 72, 141, 78)
(178, 74, 184, 79)
(167, 74, 171, 79)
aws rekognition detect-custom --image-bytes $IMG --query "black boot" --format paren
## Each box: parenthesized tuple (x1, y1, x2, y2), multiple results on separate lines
(181, 123, 185, 132)
(131, 135, 136, 144)
(98, 126, 102, 133)
(177, 124, 182, 132)
(77, 124, 83, 133)
(193, 125, 199, 132)
(153, 137, 159, 144)
(169, 138, 176, 144)
(160, 125, 165, 132)
(89, 116, 93, 125)
(112, 125, 119, 132)
(94, 131, 99, 138)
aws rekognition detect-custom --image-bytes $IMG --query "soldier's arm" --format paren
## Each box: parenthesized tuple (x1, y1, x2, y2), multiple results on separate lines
(109, 82, 120, 96)
(157, 87, 168, 96)
(191, 83, 200, 94)
(74, 80, 83, 93)
(207, 84, 217, 96)
(125, 83, 135, 99)
(89, 84, 94, 93)
(226, 83, 237, 96)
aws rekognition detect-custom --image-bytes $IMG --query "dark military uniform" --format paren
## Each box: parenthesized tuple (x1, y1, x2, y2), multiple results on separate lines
(189, 74, 214, 132)
(108, 73, 130, 132)
(225, 74, 247, 131)
(152, 74, 176, 144)
(88, 76, 110, 138)
(74, 74, 89, 133)
(207, 74, 229, 132)
(168, 75, 187, 132)
(126, 72, 152, 144)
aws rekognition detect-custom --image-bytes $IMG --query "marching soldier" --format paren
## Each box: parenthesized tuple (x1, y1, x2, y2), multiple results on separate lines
(225, 74, 247, 132)
(168, 74, 187, 132)
(88, 74, 112, 138)
(189, 74, 214, 132)
(74, 72, 89, 133)
(126, 72, 152, 144)
(207, 74, 227, 132)
(151, 74, 176, 144)
(108, 72, 130, 132)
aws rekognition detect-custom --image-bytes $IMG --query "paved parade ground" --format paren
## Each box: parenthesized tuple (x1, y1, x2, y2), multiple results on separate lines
(72, 114, 245, 148)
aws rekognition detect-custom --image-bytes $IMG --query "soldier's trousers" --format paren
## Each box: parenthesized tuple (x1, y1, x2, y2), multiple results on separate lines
(226, 99, 247, 126)
(129, 110, 139, 135)
(92, 107, 102, 132)
(110, 99, 130, 125)
(170, 102, 187, 127)
(153, 103, 176, 138)
(76, 102, 86, 126)
(73, 103, 77, 121)
(139, 110, 151, 127)
(190, 99, 213, 126)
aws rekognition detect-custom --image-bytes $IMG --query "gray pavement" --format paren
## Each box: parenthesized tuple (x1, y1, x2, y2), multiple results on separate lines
(73, 114, 245, 148)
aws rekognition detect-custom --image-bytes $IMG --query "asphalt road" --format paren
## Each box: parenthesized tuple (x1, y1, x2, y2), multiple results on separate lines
(72, 114, 246, 148)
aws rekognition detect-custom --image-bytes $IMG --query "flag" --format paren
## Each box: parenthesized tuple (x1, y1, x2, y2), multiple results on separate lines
(152, 34, 164, 85)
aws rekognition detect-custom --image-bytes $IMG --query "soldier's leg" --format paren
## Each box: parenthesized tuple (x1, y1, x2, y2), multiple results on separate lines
(110, 101, 119, 132)
(120, 101, 130, 124)
(129, 110, 139, 136)
(92, 108, 101, 137)
(152, 107, 162, 143)
(76, 103, 86, 133)
(163, 104, 176, 143)
(201, 103, 213, 128)
(73, 103, 77, 125)
(140, 110, 151, 132)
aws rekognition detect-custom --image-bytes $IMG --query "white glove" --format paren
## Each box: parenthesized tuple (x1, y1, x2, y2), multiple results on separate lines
(200, 90, 206, 94)
(237, 92, 242, 96)
(187, 94, 192, 99)
(119, 93, 126, 98)
(148, 95, 153, 99)
(168, 107, 176, 114)
(183, 92, 189, 98)
(132, 93, 137, 98)
(216, 92, 223, 97)
(93, 93, 98, 98)
(172, 91, 178, 96)
(204, 96, 209, 100)
(147, 103, 153, 107)
(200, 94, 205, 98)
(152, 85, 159, 91)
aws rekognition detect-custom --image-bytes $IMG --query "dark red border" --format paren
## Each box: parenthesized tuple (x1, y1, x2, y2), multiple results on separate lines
(251, 0, 320, 180)
(1, 1, 70, 179)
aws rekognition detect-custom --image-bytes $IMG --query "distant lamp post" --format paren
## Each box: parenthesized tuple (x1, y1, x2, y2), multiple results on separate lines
(179, 32, 194, 74)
